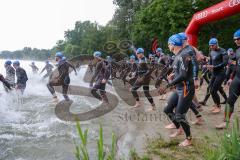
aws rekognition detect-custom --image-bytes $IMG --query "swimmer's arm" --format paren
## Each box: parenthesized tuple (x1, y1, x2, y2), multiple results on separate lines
(2, 79, 11, 90)
(40, 67, 46, 74)
(213, 53, 228, 69)
(68, 62, 77, 74)
(191, 52, 199, 80)
(90, 63, 101, 85)
(168, 55, 190, 87)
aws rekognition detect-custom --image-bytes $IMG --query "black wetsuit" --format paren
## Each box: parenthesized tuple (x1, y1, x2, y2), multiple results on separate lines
(16, 67, 28, 93)
(225, 47, 240, 118)
(90, 60, 110, 103)
(0, 74, 11, 90)
(157, 55, 172, 82)
(41, 63, 54, 79)
(182, 45, 199, 80)
(47, 60, 76, 100)
(158, 55, 170, 66)
(181, 45, 202, 117)
(30, 64, 39, 74)
(125, 62, 138, 86)
(225, 53, 237, 84)
(199, 58, 227, 105)
(200, 59, 210, 86)
(131, 57, 155, 105)
(164, 49, 195, 139)
(209, 47, 228, 106)
(5, 65, 15, 91)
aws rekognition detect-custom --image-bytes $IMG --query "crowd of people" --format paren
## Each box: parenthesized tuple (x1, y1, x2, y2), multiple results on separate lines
(0, 28, 240, 148)
(87, 28, 240, 147)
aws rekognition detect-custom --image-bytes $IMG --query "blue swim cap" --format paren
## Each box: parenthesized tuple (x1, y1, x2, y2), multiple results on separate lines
(209, 38, 218, 46)
(168, 34, 183, 46)
(55, 52, 64, 58)
(234, 29, 240, 39)
(156, 48, 162, 53)
(136, 48, 144, 54)
(228, 48, 233, 53)
(130, 55, 135, 60)
(178, 32, 188, 40)
(5, 60, 12, 65)
(13, 60, 20, 66)
(93, 51, 102, 57)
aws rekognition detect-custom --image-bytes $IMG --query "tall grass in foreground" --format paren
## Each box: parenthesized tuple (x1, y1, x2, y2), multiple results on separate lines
(74, 122, 116, 160)
(205, 117, 240, 160)
(74, 117, 240, 160)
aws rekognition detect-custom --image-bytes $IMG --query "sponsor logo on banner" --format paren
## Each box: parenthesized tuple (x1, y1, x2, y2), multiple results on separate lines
(195, 11, 208, 20)
(229, 0, 240, 7)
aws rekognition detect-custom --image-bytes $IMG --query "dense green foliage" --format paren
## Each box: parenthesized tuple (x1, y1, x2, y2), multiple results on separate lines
(53, 0, 240, 57)
(0, 0, 239, 59)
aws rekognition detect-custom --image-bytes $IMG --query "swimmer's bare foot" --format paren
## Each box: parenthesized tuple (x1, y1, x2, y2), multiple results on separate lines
(192, 117, 204, 125)
(165, 123, 176, 129)
(210, 105, 218, 112)
(170, 128, 183, 138)
(212, 106, 221, 114)
(215, 122, 227, 129)
(179, 138, 192, 147)
(133, 101, 141, 108)
(146, 104, 156, 111)
(159, 94, 166, 100)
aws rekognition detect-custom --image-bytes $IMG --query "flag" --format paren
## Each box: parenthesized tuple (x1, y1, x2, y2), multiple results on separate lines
(151, 38, 159, 54)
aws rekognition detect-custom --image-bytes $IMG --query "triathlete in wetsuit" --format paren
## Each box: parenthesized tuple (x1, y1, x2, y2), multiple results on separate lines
(29, 62, 39, 74)
(207, 38, 228, 113)
(13, 61, 28, 94)
(40, 61, 54, 80)
(216, 29, 240, 129)
(131, 48, 156, 111)
(224, 48, 236, 84)
(160, 34, 194, 147)
(125, 55, 138, 86)
(199, 57, 210, 87)
(178, 32, 203, 124)
(4, 60, 15, 91)
(90, 51, 110, 103)
(156, 48, 171, 84)
(155, 47, 163, 59)
(47, 52, 77, 101)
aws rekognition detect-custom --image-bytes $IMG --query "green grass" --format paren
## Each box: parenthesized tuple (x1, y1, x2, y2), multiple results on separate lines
(74, 117, 240, 160)
(74, 122, 117, 160)
(130, 117, 240, 160)
(213, 117, 240, 160)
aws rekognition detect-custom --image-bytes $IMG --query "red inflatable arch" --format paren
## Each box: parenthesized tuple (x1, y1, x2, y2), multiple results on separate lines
(185, 0, 240, 47)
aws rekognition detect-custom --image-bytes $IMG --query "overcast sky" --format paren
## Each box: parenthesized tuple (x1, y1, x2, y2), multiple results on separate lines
(0, 0, 115, 51)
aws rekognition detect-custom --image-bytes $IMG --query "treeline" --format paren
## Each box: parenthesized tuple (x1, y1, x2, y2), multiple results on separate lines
(53, 0, 240, 57)
(0, 47, 51, 60)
